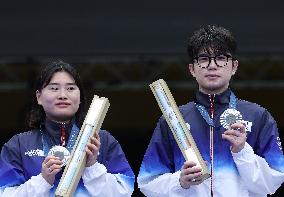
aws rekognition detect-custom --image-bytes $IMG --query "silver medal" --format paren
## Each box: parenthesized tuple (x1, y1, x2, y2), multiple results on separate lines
(48, 145, 70, 167)
(220, 108, 243, 129)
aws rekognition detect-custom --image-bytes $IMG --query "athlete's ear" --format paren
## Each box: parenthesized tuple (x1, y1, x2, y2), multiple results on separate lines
(232, 60, 238, 76)
(36, 90, 42, 105)
(188, 64, 196, 78)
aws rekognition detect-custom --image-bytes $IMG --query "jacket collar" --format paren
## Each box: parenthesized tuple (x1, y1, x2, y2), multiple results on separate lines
(194, 88, 231, 108)
(42, 118, 73, 145)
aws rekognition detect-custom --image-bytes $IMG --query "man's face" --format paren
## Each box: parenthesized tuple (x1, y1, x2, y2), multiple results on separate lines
(188, 50, 238, 94)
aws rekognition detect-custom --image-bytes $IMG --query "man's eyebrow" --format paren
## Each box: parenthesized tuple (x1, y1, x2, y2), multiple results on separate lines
(198, 53, 210, 56)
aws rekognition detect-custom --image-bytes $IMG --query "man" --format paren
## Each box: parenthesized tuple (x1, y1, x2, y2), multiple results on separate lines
(138, 25, 284, 196)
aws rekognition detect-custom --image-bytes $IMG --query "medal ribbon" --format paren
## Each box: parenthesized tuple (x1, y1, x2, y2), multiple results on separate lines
(42, 123, 80, 156)
(195, 92, 237, 127)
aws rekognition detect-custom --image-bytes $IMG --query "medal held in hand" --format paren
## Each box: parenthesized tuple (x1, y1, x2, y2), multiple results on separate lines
(220, 108, 243, 129)
(48, 146, 70, 167)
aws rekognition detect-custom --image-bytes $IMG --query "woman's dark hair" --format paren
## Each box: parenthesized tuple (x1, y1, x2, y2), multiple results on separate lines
(27, 60, 85, 129)
(187, 25, 237, 63)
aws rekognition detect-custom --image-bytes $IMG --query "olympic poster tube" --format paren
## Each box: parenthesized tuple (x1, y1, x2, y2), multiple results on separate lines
(150, 79, 210, 180)
(55, 95, 110, 197)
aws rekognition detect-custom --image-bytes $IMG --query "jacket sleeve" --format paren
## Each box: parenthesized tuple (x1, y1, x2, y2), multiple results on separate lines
(0, 174, 52, 197)
(82, 133, 134, 197)
(0, 135, 52, 197)
(82, 162, 133, 197)
(137, 117, 191, 196)
(232, 110, 284, 195)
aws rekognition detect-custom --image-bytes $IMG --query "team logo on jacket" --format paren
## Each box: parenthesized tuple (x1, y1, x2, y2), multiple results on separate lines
(25, 149, 44, 157)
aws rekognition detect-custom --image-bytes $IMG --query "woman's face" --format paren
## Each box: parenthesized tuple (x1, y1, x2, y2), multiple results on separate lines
(36, 71, 81, 123)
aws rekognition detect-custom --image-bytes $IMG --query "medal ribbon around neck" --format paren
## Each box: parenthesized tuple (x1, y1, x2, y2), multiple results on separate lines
(41, 123, 80, 156)
(194, 92, 237, 127)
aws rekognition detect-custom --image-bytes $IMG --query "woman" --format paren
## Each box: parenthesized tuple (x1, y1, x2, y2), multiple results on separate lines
(0, 60, 134, 196)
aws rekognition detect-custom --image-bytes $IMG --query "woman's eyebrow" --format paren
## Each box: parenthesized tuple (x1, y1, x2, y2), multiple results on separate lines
(47, 82, 76, 85)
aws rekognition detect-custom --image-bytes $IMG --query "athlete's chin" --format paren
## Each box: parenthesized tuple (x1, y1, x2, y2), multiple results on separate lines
(50, 113, 75, 122)
(203, 84, 228, 94)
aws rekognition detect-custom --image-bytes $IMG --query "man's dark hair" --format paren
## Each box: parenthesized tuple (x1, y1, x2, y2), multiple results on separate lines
(187, 25, 237, 63)
(27, 60, 86, 129)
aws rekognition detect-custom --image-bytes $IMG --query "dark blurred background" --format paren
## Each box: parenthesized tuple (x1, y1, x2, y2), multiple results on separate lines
(0, 0, 284, 196)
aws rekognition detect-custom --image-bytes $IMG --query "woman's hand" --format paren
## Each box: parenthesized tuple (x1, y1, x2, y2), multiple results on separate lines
(85, 132, 101, 167)
(41, 155, 63, 185)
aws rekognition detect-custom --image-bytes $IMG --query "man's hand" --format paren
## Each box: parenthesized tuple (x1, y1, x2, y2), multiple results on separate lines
(222, 122, 247, 153)
(179, 161, 204, 189)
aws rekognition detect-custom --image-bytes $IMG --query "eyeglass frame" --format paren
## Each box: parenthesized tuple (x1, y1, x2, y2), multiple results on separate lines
(193, 54, 234, 69)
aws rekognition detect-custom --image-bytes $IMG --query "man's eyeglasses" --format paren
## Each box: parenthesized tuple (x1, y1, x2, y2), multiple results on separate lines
(194, 54, 233, 69)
